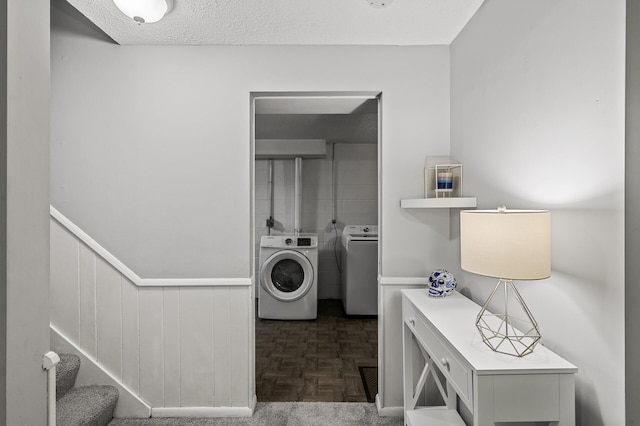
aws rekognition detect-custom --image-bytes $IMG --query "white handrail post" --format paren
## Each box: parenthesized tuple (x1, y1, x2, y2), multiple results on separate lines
(43, 351, 60, 426)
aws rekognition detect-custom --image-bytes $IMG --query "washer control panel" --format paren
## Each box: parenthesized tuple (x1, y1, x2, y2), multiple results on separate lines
(343, 225, 378, 238)
(261, 235, 318, 248)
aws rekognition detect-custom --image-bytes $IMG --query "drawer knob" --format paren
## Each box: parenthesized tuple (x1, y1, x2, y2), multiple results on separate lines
(441, 358, 450, 371)
(409, 318, 416, 326)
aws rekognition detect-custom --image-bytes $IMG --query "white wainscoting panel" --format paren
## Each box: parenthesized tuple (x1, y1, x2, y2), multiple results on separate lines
(79, 243, 97, 357)
(228, 286, 251, 406)
(213, 288, 232, 407)
(163, 287, 181, 407)
(139, 287, 164, 407)
(50, 220, 80, 342)
(96, 256, 123, 379)
(121, 279, 140, 394)
(378, 276, 428, 413)
(50, 214, 254, 414)
(180, 288, 216, 406)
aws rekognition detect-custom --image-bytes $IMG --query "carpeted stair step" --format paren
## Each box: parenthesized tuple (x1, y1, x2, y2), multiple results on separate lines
(57, 384, 119, 426)
(56, 353, 80, 399)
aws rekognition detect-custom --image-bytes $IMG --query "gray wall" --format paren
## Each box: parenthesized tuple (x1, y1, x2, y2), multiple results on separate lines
(450, 0, 625, 424)
(51, 0, 453, 282)
(627, 0, 640, 424)
(1, 0, 50, 423)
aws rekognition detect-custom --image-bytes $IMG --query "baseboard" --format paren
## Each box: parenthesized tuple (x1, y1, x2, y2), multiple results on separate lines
(375, 394, 404, 417)
(251, 394, 257, 413)
(152, 394, 256, 417)
(152, 405, 253, 418)
(50, 325, 152, 418)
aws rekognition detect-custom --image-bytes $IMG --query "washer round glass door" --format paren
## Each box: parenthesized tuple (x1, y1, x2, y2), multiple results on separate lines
(260, 249, 314, 302)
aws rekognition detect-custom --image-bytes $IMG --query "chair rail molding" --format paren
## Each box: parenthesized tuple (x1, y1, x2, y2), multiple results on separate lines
(50, 206, 252, 287)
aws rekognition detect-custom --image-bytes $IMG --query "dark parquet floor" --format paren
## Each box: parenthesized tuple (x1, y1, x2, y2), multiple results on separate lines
(256, 299, 378, 403)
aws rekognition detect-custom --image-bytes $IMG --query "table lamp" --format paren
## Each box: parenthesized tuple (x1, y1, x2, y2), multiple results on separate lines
(460, 207, 551, 357)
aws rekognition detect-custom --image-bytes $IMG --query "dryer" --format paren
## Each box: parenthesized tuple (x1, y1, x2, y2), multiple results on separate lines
(258, 234, 318, 320)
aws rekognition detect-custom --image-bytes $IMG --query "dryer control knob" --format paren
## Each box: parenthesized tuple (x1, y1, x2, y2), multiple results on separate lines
(285, 238, 293, 245)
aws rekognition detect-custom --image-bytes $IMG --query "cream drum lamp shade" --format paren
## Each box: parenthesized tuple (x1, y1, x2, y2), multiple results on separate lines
(460, 208, 551, 357)
(460, 209, 551, 280)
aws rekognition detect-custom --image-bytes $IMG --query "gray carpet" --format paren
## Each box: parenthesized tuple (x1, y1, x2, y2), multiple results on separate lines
(56, 353, 80, 400)
(109, 402, 403, 425)
(57, 353, 119, 426)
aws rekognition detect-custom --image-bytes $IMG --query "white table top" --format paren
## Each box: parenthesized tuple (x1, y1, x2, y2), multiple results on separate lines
(402, 289, 578, 375)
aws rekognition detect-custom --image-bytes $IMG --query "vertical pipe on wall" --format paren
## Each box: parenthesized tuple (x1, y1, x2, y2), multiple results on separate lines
(267, 159, 274, 235)
(331, 143, 337, 222)
(331, 143, 343, 275)
(294, 156, 302, 234)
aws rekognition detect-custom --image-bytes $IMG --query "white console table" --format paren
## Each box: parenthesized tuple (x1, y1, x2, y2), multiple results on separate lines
(402, 289, 577, 425)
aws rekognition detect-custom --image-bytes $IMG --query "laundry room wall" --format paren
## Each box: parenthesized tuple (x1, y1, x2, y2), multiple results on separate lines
(254, 142, 378, 299)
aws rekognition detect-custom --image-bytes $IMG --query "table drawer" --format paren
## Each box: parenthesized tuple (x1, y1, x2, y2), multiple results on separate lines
(404, 300, 473, 410)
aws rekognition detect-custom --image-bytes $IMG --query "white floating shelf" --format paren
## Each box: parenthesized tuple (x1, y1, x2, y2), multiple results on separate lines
(400, 197, 477, 209)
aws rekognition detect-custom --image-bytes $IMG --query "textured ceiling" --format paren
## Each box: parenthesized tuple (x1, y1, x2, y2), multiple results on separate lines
(65, 0, 485, 46)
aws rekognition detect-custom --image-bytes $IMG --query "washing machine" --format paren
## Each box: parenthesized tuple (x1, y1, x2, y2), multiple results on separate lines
(258, 234, 318, 320)
(341, 225, 378, 315)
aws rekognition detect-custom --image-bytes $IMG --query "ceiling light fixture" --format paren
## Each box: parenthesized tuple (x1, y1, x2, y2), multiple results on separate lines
(366, 0, 394, 8)
(113, 0, 173, 24)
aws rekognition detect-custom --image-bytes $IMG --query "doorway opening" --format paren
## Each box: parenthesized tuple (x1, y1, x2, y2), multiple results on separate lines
(251, 91, 381, 403)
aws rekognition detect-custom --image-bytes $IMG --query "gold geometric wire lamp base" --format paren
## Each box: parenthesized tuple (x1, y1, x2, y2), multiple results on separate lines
(475, 279, 541, 357)
(461, 208, 551, 358)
